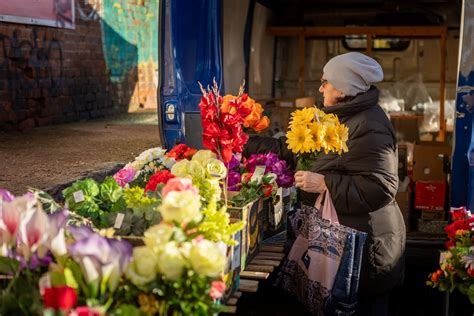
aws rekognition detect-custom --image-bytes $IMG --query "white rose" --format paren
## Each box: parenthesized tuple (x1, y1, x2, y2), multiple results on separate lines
(204, 159, 227, 180)
(159, 191, 202, 224)
(156, 242, 186, 280)
(144, 223, 175, 252)
(192, 150, 217, 166)
(187, 161, 206, 179)
(189, 239, 226, 277)
(171, 160, 190, 178)
(126, 246, 158, 286)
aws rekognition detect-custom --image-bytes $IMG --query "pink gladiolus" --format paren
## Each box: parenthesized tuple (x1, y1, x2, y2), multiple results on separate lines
(1, 194, 34, 244)
(161, 178, 198, 198)
(113, 167, 136, 187)
(209, 281, 226, 301)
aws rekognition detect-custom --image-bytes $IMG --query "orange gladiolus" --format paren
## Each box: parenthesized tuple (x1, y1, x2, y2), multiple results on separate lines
(253, 116, 270, 132)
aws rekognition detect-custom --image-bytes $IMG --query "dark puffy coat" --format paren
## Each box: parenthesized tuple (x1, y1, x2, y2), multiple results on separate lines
(244, 87, 406, 297)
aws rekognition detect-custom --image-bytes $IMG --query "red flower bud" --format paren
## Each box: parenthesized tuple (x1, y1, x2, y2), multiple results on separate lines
(43, 286, 77, 310)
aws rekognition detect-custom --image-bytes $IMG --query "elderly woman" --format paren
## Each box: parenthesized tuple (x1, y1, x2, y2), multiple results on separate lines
(244, 52, 405, 315)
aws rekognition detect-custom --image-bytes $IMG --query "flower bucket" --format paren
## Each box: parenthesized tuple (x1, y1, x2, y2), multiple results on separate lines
(228, 198, 263, 269)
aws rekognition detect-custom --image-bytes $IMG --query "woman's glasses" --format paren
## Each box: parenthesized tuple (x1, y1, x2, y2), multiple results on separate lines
(320, 78, 328, 87)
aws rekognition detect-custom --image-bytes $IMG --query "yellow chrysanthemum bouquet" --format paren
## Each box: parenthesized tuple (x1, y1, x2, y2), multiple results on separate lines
(286, 107, 349, 170)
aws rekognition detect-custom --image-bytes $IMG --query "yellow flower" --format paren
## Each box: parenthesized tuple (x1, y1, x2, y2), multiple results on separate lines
(336, 124, 349, 154)
(286, 124, 315, 154)
(320, 113, 339, 126)
(289, 107, 316, 127)
(322, 125, 340, 154)
(138, 293, 160, 315)
(308, 122, 325, 152)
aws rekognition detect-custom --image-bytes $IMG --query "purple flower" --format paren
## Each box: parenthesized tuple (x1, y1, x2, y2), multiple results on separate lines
(225, 154, 241, 171)
(227, 171, 242, 191)
(68, 226, 132, 291)
(244, 153, 294, 188)
(113, 167, 137, 187)
(0, 188, 14, 202)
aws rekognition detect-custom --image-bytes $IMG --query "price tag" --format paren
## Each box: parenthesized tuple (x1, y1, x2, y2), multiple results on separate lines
(251, 165, 266, 182)
(273, 188, 283, 226)
(439, 251, 448, 265)
(73, 190, 85, 203)
(114, 213, 125, 229)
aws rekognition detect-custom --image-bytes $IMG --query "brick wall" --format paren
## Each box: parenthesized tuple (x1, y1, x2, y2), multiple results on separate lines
(0, 0, 158, 131)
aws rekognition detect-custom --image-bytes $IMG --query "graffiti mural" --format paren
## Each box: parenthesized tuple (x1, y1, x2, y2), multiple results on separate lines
(100, 0, 158, 108)
(0, 29, 63, 111)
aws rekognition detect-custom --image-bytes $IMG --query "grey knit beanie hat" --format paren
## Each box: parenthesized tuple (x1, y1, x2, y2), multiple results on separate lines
(323, 52, 383, 96)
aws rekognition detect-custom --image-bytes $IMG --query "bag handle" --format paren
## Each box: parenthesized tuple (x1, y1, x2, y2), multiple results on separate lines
(315, 189, 339, 223)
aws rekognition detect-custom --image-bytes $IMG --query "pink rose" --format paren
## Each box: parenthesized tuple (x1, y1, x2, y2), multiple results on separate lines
(161, 178, 198, 198)
(113, 168, 136, 187)
(209, 281, 226, 301)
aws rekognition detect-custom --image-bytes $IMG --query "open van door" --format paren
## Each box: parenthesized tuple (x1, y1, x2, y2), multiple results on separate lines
(451, 0, 474, 210)
(158, 0, 224, 149)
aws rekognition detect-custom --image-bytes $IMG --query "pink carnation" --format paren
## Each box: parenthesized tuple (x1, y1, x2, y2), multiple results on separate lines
(113, 168, 136, 187)
(161, 178, 198, 198)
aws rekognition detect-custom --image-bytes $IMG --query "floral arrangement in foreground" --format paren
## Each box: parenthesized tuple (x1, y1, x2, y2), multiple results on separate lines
(286, 106, 349, 170)
(427, 207, 474, 303)
(124, 178, 234, 315)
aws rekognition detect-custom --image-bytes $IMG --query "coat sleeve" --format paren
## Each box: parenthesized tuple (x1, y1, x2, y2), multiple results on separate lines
(243, 136, 297, 169)
(322, 119, 399, 215)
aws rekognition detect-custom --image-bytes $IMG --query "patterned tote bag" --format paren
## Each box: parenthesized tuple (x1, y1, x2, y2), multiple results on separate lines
(275, 189, 367, 316)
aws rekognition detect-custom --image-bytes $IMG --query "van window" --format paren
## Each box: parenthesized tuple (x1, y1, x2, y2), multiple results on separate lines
(344, 35, 410, 51)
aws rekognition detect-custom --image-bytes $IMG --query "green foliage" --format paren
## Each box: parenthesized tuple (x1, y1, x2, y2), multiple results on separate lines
(198, 206, 244, 246)
(62, 177, 127, 228)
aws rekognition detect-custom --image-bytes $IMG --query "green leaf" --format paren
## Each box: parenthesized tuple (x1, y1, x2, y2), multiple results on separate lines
(0, 257, 20, 274)
(50, 271, 66, 286)
(112, 304, 143, 316)
(64, 267, 79, 290)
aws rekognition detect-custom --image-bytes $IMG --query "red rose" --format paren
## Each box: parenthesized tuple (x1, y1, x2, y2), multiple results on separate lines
(262, 184, 273, 197)
(241, 173, 253, 184)
(145, 170, 175, 192)
(43, 286, 77, 310)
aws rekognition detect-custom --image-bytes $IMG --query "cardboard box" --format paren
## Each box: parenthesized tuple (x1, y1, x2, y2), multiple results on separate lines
(412, 142, 451, 181)
(390, 113, 423, 143)
(414, 181, 446, 211)
(395, 190, 411, 232)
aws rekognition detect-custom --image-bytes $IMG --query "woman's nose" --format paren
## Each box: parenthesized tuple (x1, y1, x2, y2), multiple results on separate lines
(319, 85, 324, 93)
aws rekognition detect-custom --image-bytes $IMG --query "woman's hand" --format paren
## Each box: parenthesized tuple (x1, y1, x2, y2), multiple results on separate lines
(294, 171, 327, 193)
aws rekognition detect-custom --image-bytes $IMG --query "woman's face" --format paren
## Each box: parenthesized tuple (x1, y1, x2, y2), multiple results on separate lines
(319, 77, 344, 107)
